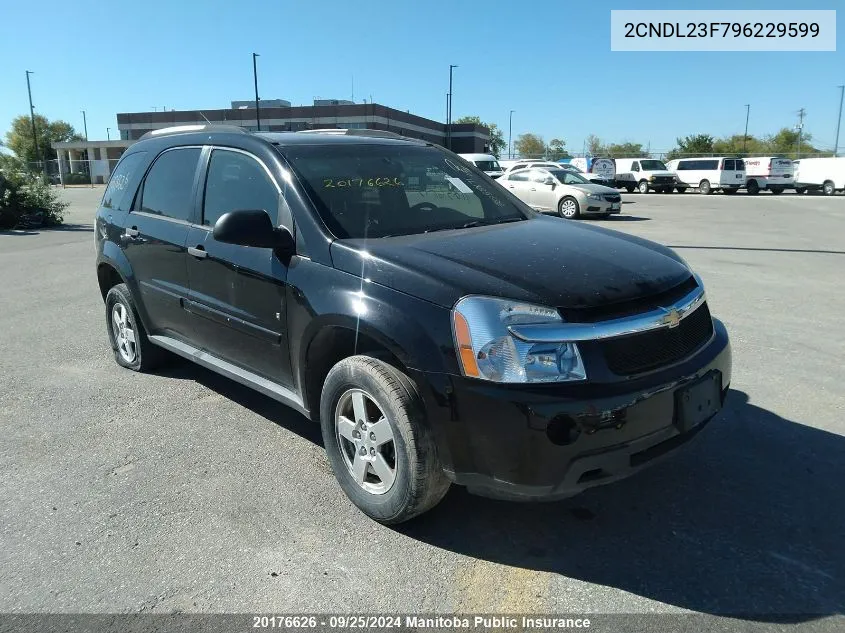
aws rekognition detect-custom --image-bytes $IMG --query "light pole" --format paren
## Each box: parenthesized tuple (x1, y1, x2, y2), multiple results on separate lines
(25, 71, 40, 167)
(835, 85, 844, 157)
(106, 127, 111, 141)
(743, 104, 750, 154)
(252, 52, 261, 132)
(508, 110, 515, 159)
(447, 64, 458, 150)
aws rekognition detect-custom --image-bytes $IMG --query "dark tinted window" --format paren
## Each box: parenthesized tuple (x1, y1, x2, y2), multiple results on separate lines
(630, 162, 640, 172)
(203, 150, 280, 227)
(140, 148, 201, 221)
(102, 152, 147, 211)
(282, 144, 528, 238)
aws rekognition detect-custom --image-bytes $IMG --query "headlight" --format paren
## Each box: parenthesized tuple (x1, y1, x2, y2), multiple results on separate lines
(451, 296, 586, 383)
(587, 192, 603, 201)
(648, 175, 656, 181)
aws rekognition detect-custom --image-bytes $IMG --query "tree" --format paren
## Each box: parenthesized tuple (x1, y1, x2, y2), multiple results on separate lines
(4, 114, 83, 164)
(546, 138, 570, 161)
(514, 133, 545, 158)
(765, 127, 819, 158)
(453, 115, 506, 158)
(712, 134, 767, 156)
(604, 142, 645, 158)
(666, 134, 714, 160)
(585, 134, 604, 156)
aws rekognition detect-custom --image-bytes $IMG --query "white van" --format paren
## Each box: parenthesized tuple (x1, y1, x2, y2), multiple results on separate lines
(459, 153, 504, 179)
(666, 157, 745, 194)
(565, 157, 617, 186)
(743, 157, 794, 194)
(614, 158, 676, 193)
(793, 157, 845, 195)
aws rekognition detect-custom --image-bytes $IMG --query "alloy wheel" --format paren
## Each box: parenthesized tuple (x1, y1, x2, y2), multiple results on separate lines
(560, 199, 578, 218)
(111, 303, 137, 363)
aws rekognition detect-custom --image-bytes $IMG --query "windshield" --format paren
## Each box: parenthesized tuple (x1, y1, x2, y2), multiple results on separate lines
(474, 160, 502, 172)
(549, 169, 589, 185)
(558, 164, 583, 173)
(640, 159, 668, 171)
(281, 144, 529, 238)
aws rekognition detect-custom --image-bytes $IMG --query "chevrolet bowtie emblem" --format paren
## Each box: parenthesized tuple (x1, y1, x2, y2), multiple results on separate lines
(660, 308, 682, 329)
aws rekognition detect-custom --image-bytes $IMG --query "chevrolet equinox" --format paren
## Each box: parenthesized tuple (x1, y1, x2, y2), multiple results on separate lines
(94, 125, 731, 523)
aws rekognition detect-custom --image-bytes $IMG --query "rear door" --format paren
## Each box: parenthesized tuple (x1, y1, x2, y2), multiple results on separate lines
(184, 147, 293, 386)
(122, 146, 202, 339)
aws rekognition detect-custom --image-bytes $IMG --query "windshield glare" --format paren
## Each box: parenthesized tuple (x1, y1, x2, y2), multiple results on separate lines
(549, 170, 589, 185)
(474, 160, 502, 172)
(282, 144, 529, 238)
(640, 159, 668, 171)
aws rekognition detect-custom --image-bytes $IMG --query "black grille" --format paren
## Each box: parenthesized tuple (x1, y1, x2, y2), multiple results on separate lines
(653, 176, 674, 184)
(600, 303, 714, 375)
(604, 194, 622, 203)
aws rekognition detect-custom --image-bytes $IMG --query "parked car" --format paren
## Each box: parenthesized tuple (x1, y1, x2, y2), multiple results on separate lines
(666, 157, 745, 195)
(458, 153, 504, 179)
(561, 157, 617, 187)
(501, 160, 611, 187)
(500, 167, 622, 218)
(614, 158, 677, 193)
(95, 125, 731, 523)
(793, 157, 845, 195)
(742, 156, 794, 194)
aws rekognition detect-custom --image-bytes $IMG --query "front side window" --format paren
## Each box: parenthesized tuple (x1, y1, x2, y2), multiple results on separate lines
(203, 150, 280, 228)
(474, 160, 501, 171)
(508, 170, 530, 182)
(281, 144, 529, 239)
(630, 162, 640, 172)
(102, 151, 147, 211)
(139, 148, 202, 221)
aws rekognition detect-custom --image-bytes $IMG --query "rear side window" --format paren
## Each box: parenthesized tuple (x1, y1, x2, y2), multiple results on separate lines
(203, 150, 280, 228)
(101, 152, 147, 211)
(139, 147, 202, 221)
(509, 171, 530, 182)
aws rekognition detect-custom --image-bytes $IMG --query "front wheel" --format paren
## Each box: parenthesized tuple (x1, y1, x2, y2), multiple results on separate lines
(699, 180, 712, 195)
(823, 180, 835, 196)
(625, 185, 635, 193)
(676, 187, 688, 193)
(795, 187, 807, 194)
(320, 356, 450, 524)
(558, 196, 580, 219)
(637, 180, 649, 194)
(769, 187, 784, 195)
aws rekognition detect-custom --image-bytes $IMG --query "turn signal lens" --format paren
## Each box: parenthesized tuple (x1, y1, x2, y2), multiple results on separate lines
(452, 311, 480, 377)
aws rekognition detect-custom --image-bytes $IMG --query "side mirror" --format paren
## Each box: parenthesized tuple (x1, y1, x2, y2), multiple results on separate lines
(213, 209, 294, 254)
(543, 177, 556, 187)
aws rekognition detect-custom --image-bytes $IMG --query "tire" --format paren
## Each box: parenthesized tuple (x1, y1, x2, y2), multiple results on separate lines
(659, 187, 671, 193)
(698, 180, 712, 195)
(823, 180, 835, 196)
(105, 283, 167, 371)
(723, 188, 737, 195)
(625, 186, 635, 193)
(558, 196, 580, 219)
(795, 187, 807, 194)
(320, 356, 450, 524)
(637, 180, 649, 194)
(746, 179, 760, 195)
(676, 187, 688, 193)
(769, 187, 783, 195)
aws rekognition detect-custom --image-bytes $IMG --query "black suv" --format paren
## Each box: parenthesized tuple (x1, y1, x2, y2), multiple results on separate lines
(95, 125, 731, 523)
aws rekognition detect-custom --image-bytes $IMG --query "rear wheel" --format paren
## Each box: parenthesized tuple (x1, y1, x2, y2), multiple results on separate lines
(676, 187, 688, 193)
(558, 196, 580, 219)
(659, 187, 671, 193)
(795, 187, 807, 194)
(746, 179, 760, 195)
(823, 180, 835, 196)
(105, 283, 167, 372)
(637, 180, 649, 194)
(625, 185, 635, 193)
(698, 180, 712, 195)
(769, 187, 784, 195)
(320, 356, 450, 524)
(723, 188, 737, 195)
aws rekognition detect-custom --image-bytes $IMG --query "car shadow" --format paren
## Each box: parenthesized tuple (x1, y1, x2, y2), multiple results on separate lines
(397, 389, 844, 621)
(603, 215, 650, 222)
(150, 360, 323, 447)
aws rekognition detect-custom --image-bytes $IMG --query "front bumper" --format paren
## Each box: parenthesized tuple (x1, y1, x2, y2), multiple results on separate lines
(411, 318, 731, 501)
(584, 197, 622, 215)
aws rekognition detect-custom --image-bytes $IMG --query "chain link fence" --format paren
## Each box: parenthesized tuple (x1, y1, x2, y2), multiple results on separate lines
(26, 158, 120, 187)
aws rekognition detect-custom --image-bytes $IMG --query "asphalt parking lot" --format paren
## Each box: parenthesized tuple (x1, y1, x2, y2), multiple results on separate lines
(1, 187, 844, 627)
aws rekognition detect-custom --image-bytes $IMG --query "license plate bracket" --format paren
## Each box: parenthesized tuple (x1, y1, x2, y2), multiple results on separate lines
(610, 203, 621, 210)
(675, 371, 722, 432)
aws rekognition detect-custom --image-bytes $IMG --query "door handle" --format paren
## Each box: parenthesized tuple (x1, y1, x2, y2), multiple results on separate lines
(529, 188, 537, 191)
(187, 246, 208, 259)
(124, 227, 139, 238)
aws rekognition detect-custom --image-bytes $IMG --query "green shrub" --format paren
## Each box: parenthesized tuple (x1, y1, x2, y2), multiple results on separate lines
(0, 165, 67, 229)
(63, 172, 91, 185)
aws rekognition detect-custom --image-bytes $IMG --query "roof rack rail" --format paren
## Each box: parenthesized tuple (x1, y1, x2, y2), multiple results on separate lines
(296, 128, 406, 139)
(139, 124, 248, 140)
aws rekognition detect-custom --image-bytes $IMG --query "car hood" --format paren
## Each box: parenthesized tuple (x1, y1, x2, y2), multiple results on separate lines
(329, 216, 691, 309)
(645, 170, 676, 177)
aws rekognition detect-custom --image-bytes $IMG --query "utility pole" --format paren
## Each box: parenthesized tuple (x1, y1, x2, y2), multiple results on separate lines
(508, 110, 515, 159)
(743, 104, 750, 154)
(81, 110, 88, 141)
(447, 64, 458, 150)
(796, 108, 806, 158)
(835, 86, 844, 157)
(25, 71, 40, 168)
(106, 127, 111, 141)
(252, 52, 261, 132)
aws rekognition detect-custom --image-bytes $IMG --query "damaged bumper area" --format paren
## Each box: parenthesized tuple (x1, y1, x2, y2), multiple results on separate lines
(412, 319, 731, 501)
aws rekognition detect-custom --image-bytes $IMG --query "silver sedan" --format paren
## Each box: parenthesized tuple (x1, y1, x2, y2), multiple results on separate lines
(499, 167, 622, 219)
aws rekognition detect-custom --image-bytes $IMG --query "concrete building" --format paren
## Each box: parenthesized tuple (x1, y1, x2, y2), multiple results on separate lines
(52, 100, 490, 183)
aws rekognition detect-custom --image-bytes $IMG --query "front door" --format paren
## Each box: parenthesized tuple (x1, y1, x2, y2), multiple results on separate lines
(185, 147, 293, 386)
(527, 169, 558, 210)
(122, 146, 202, 340)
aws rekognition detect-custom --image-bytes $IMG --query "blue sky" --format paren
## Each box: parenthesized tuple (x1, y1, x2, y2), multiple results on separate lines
(1, 0, 842, 153)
